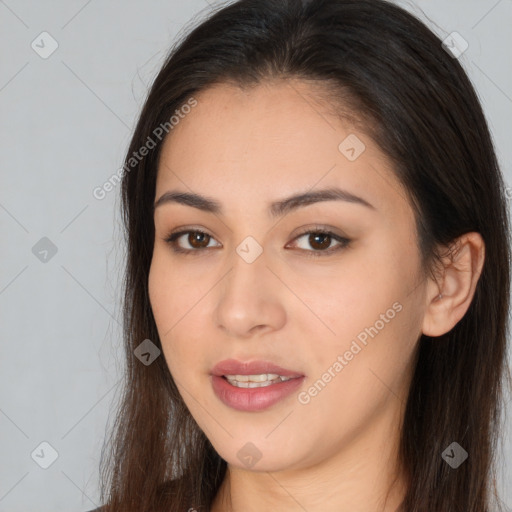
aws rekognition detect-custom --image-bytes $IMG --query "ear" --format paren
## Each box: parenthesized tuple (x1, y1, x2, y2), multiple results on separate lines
(422, 232, 485, 337)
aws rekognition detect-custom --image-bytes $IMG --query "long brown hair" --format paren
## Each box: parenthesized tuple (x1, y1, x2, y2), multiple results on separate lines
(98, 1, 512, 510)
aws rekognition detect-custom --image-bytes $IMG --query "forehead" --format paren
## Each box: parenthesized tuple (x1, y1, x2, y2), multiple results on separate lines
(156, 80, 410, 219)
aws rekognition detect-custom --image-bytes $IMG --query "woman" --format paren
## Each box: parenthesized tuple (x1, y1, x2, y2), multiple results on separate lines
(93, 0, 512, 510)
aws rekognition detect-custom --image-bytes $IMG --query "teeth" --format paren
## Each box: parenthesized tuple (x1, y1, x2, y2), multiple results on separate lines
(225, 373, 283, 382)
(224, 373, 294, 388)
(225, 373, 280, 382)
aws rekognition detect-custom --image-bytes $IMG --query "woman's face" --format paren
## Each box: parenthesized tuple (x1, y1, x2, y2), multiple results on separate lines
(149, 79, 428, 472)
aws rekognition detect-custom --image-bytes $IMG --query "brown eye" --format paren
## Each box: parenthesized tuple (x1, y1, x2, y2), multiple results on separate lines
(164, 229, 221, 253)
(290, 229, 350, 256)
(187, 231, 211, 249)
(307, 232, 332, 251)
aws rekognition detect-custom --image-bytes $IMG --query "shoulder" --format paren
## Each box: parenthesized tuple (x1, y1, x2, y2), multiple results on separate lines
(86, 507, 106, 512)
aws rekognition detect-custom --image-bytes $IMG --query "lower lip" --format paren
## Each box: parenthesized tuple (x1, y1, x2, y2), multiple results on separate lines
(211, 375, 305, 412)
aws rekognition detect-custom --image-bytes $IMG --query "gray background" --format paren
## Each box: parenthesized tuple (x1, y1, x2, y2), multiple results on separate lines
(0, 1, 510, 511)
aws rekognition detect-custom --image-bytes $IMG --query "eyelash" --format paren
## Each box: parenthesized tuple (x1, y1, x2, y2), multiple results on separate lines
(163, 226, 351, 258)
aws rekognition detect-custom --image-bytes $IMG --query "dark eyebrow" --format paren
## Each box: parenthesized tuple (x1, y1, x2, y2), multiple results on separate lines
(153, 187, 376, 217)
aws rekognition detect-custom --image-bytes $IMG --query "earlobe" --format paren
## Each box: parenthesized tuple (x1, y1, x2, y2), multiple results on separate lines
(421, 232, 485, 337)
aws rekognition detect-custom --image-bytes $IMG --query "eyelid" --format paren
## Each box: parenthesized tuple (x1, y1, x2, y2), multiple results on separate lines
(290, 223, 348, 240)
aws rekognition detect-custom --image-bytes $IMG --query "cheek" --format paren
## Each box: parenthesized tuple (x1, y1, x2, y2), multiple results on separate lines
(290, 243, 411, 351)
(297, 300, 420, 447)
(148, 254, 184, 367)
(148, 252, 208, 380)
(297, 235, 421, 387)
(148, 250, 193, 333)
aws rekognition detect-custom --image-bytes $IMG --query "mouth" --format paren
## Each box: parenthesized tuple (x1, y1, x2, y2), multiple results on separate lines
(210, 359, 305, 412)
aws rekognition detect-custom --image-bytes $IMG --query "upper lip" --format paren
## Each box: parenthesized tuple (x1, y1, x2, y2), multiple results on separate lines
(211, 359, 304, 378)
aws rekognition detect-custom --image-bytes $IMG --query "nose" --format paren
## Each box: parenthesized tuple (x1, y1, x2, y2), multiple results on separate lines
(214, 243, 287, 339)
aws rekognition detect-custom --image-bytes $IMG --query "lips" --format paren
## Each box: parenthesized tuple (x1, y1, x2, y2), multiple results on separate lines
(211, 373, 305, 412)
(211, 358, 304, 378)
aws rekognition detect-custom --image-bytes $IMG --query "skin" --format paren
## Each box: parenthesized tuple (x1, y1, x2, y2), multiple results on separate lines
(148, 79, 485, 512)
